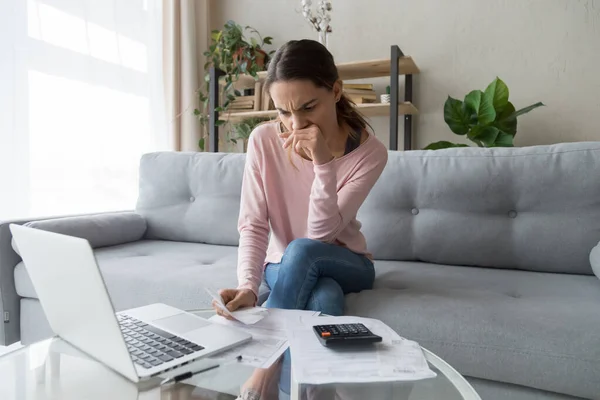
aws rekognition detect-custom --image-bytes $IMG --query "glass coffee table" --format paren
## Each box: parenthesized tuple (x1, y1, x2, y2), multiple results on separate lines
(0, 311, 481, 400)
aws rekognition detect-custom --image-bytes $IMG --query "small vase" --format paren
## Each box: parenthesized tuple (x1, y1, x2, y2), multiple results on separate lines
(317, 31, 329, 49)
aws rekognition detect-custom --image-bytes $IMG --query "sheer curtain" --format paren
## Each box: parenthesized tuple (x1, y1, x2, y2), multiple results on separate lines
(0, 0, 170, 220)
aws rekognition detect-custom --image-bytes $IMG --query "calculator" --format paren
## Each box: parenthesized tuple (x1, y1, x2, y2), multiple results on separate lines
(312, 323, 382, 346)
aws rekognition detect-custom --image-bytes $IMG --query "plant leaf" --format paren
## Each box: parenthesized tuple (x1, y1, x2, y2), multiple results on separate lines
(198, 138, 205, 151)
(464, 90, 482, 114)
(240, 61, 248, 73)
(493, 132, 514, 147)
(263, 36, 273, 45)
(251, 37, 258, 47)
(493, 101, 517, 136)
(470, 126, 500, 147)
(215, 119, 226, 126)
(234, 89, 242, 96)
(478, 91, 496, 125)
(424, 141, 470, 150)
(193, 109, 200, 116)
(443, 96, 471, 135)
(484, 77, 510, 113)
(510, 102, 545, 119)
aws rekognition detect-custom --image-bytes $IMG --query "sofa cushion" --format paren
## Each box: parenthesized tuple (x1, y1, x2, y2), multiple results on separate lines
(136, 152, 245, 246)
(14, 240, 242, 311)
(11, 212, 147, 256)
(358, 142, 600, 275)
(344, 261, 600, 399)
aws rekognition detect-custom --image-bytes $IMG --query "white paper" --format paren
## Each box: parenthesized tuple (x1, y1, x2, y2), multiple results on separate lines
(205, 288, 268, 324)
(208, 308, 321, 368)
(287, 316, 437, 385)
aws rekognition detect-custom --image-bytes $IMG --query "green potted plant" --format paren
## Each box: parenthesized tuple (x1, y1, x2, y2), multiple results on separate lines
(229, 117, 269, 152)
(424, 77, 544, 150)
(194, 20, 275, 150)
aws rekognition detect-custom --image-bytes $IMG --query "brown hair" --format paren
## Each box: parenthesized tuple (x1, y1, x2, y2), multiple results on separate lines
(264, 39, 371, 142)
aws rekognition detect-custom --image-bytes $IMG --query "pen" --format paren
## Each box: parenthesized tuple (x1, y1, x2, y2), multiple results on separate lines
(160, 355, 243, 386)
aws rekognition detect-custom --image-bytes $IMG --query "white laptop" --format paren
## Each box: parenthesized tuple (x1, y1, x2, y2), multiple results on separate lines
(9, 224, 252, 383)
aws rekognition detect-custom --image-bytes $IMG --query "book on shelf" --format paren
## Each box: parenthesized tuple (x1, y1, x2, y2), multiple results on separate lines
(343, 83, 373, 90)
(234, 95, 255, 102)
(347, 95, 377, 104)
(231, 94, 254, 109)
(261, 84, 273, 111)
(254, 81, 262, 111)
(344, 85, 377, 104)
(344, 88, 376, 95)
(231, 100, 254, 106)
(229, 105, 254, 110)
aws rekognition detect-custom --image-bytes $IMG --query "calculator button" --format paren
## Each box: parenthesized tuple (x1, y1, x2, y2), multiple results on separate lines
(321, 332, 331, 337)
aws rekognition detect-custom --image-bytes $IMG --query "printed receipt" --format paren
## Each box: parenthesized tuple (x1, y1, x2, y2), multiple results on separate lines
(205, 288, 268, 325)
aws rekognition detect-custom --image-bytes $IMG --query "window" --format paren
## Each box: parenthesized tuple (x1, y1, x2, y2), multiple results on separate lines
(0, 0, 168, 220)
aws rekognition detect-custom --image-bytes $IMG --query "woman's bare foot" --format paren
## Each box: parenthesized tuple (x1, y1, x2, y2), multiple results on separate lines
(240, 358, 282, 399)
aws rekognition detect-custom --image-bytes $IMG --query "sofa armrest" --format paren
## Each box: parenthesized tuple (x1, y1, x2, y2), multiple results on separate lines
(591, 241, 600, 279)
(0, 211, 146, 345)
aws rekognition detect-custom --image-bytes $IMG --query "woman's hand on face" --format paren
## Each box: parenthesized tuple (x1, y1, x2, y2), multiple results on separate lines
(212, 288, 256, 320)
(280, 125, 334, 165)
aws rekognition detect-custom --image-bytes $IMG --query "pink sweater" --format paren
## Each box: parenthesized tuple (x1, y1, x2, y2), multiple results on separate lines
(236, 122, 388, 298)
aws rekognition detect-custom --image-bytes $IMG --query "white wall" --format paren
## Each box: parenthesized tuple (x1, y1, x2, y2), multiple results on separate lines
(211, 0, 600, 149)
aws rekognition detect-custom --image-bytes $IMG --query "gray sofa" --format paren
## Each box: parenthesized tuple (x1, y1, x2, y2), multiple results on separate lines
(1, 141, 600, 399)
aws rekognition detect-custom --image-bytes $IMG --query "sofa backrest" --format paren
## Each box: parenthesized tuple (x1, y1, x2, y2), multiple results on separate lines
(357, 141, 600, 275)
(137, 142, 600, 275)
(136, 151, 245, 246)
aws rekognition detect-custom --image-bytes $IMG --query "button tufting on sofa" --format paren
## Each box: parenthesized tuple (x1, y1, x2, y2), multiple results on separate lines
(411, 208, 419, 215)
(189, 196, 195, 202)
(508, 210, 518, 218)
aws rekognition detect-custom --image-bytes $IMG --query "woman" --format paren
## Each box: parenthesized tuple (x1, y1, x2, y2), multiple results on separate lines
(213, 39, 388, 400)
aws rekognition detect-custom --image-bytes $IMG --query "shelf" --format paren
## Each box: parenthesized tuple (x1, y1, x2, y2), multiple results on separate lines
(209, 45, 416, 152)
(336, 56, 420, 80)
(219, 102, 418, 122)
(225, 56, 420, 87)
(357, 101, 419, 116)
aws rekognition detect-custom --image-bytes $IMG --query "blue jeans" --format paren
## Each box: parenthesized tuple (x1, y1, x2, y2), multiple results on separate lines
(263, 238, 375, 399)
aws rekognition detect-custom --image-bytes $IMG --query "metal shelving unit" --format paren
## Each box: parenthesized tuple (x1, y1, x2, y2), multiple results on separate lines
(207, 45, 419, 152)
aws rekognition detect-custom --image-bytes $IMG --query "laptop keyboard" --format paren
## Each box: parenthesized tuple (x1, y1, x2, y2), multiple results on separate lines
(117, 314, 204, 369)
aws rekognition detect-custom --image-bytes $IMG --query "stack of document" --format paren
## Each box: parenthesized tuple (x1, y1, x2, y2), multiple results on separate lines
(206, 288, 436, 385)
(286, 316, 437, 385)
(208, 308, 320, 368)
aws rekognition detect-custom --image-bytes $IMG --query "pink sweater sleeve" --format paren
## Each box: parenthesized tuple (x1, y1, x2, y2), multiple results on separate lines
(308, 152, 387, 243)
(236, 136, 269, 300)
